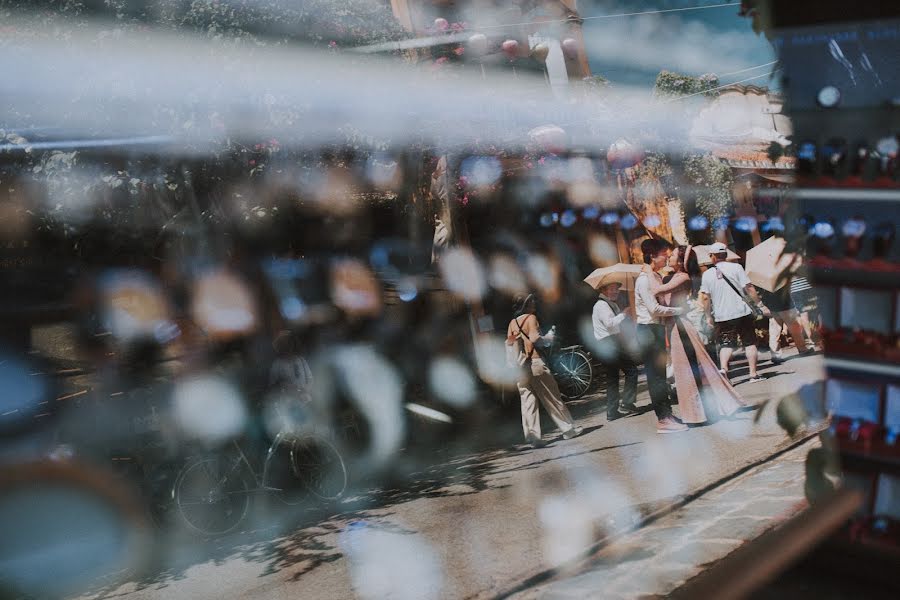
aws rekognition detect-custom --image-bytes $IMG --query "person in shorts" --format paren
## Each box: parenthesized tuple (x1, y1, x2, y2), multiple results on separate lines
(758, 281, 813, 363)
(699, 243, 770, 383)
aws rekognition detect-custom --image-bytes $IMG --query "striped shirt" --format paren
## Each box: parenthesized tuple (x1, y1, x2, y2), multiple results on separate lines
(790, 276, 812, 295)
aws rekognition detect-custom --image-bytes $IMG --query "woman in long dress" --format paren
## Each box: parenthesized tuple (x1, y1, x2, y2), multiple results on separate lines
(656, 246, 746, 424)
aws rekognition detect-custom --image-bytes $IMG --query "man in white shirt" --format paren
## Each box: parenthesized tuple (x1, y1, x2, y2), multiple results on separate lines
(634, 239, 688, 434)
(699, 242, 769, 383)
(592, 282, 638, 421)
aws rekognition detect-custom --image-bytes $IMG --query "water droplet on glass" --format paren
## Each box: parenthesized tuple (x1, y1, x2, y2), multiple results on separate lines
(488, 254, 527, 296)
(460, 156, 502, 188)
(191, 269, 259, 340)
(428, 356, 476, 408)
(600, 212, 619, 225)
(688, 215, 709, 231)
(173, 375, 247, 443)
(439, 248, 486, 302)
(397, 278, 418, 302)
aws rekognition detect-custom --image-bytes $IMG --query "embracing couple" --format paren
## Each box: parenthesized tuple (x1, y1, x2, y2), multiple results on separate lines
(612, 239, 748, 434)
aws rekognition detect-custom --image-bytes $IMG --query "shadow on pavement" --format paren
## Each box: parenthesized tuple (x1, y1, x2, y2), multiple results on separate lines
(82, 417, 641, 597)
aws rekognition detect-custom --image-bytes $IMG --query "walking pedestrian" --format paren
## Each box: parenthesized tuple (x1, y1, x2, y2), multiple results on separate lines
(757, 282, 813, 364)
(507, 294, 583, 448)
(591, 282, 638, 421)
(789, 274, 820, 349)
(659, 246, 746, 424)
(634, 239, 688, 434)
(699, 242, 771, 383)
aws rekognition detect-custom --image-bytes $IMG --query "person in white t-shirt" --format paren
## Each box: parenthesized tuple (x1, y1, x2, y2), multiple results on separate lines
(699, 243, 770, 383)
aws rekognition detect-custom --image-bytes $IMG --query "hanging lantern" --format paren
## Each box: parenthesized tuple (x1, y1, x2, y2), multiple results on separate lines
(529, 125, 567, 154)
(433, 18, 449, 32)
(501, 39, 519, 58)
(607, 139, 645, 170)
(531, 42, 550, 63)
(467, 33, 488, 56)
(561, 38, 579, 59)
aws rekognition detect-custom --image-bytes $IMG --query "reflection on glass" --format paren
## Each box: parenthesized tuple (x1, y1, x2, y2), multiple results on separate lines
(813, 286, 837, 329)
(797, 141, 817, 175)
(842, 472, 875, 516)
(875, 475, 900, 521)
(839, 288, 892, 334)
(821, 138, 847, 176)
(826, 379, 880, 422)
(886, 386, 900, 428)
(896, 292, 900, 333)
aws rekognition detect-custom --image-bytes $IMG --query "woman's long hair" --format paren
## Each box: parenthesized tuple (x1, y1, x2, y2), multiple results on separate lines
(675, 245, 702, 297)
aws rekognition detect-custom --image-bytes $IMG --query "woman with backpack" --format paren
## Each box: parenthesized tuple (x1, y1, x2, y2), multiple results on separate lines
(506, 294, 583, 449)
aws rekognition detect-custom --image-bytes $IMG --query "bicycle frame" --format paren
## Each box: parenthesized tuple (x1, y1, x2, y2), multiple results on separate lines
(260, 431, 297, 493)
(212, 439, 278, 495)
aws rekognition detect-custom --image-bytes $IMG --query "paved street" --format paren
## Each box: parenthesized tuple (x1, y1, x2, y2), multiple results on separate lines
(75, 350, 824, 600)
(510, 437, 818, 599)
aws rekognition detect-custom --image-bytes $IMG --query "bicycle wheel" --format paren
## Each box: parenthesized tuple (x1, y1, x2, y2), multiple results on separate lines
(173, 455, 252, 536)
(287, 435, 348, 502)
(554, 349, 593, 400)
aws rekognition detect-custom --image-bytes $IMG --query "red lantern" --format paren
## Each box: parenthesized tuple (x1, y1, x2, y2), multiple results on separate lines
(561, 38, 579, 59)
(501, 39, 519, 58)
(529, 125, 567, 154)
(434, 18, 449, 32)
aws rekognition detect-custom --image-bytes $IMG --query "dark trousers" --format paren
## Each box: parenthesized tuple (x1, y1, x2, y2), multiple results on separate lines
(636, 324, 672, 421)
(595, 337, 638, 418)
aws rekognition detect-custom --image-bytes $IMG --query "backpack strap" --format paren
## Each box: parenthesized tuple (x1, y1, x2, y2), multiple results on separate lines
(513, 314, 536, 359)
(714, 265, 761, 317)
(599, 296, 620, 315)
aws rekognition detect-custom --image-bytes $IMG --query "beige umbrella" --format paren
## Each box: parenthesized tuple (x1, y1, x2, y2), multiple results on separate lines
(746, 236, 800, 292)
(694, 244, 740, 267)
(584, 263, 644, 290)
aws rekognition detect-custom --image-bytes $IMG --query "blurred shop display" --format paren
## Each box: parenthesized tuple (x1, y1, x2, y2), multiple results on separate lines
(742, 0, 900, 588)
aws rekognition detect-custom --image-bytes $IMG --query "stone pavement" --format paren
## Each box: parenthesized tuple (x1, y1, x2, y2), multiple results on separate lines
(69, 351, 825, 600)
(511, 437, 818, 600)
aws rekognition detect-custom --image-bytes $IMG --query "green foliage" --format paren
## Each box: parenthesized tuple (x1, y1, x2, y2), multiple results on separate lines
(636, 152, 672, 181)
(682, 153, 733, 223)
(765, 141, 790, 165)
(635, 152, 678, 202)
(654, 70, 720, 99)
(4, 0, 410, 48)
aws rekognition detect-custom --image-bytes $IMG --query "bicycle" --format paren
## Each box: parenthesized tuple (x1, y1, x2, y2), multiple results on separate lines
(172, 429, 348, 537)
(546, 342, 594, 401)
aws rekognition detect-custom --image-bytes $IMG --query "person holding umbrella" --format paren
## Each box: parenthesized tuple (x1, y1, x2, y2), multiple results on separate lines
(745, 235, 813, 363)
(591, 280, 639, 421)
